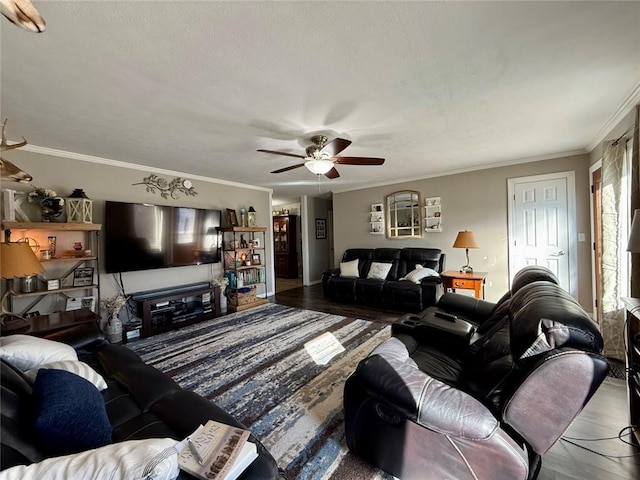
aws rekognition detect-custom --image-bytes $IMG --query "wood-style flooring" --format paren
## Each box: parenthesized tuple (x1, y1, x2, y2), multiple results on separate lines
(272, 284, 640, 480)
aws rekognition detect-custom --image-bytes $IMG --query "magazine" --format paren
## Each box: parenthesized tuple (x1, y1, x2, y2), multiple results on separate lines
(178, 420, 258, 480)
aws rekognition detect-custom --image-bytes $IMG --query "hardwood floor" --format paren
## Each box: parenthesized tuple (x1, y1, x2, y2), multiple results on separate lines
(271, 285, 640, 479)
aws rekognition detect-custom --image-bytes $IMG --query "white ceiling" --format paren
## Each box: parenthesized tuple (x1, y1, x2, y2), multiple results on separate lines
(2, 1, 640, 202)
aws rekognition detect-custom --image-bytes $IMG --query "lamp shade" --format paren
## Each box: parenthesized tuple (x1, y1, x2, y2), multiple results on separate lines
(628, 209, 640, 253)
(0, 242, 44, 278)
(305, 158, 334, 175)
(453, 231, 479, 249)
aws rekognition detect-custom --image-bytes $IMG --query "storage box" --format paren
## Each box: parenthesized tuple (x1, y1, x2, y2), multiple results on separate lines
(229, 286, 256, 305)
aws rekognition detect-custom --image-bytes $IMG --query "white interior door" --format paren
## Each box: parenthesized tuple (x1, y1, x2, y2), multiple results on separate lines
(508, 172, 577, 297)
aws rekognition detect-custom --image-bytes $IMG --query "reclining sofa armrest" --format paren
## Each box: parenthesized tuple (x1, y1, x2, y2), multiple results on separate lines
(435, 292, 496, 323)
(44, 323, 107, 352)
(354, 338, 498, 440)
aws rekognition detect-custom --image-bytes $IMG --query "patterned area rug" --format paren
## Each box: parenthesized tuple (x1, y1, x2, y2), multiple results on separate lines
(127, 303, 393, 479)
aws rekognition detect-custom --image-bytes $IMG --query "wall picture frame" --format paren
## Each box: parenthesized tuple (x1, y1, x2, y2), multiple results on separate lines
(316, 218, 327, 239)
(72, 267, 94, 287)
(226, 208, 239, 227)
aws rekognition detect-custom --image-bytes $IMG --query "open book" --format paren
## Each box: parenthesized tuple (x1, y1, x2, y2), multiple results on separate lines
(178, 420, 258, 480)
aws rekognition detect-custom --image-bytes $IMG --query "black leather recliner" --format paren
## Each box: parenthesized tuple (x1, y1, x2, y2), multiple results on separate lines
(322, 247, 445, 313)
(343, 266, 608, 480)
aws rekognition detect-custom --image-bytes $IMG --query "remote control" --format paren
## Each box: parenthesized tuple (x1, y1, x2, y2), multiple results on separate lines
(434, 311, 457, 322)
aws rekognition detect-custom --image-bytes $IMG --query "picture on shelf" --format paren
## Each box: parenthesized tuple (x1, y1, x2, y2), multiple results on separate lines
(252, 253, 261, 265)
(226, 208, 239, 227)
(66, 296, 96, 312)
(252, 237, 261, 248)
(72, 267, 94, 287)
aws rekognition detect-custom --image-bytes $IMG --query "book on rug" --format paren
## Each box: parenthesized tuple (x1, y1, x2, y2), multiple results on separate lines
(178, 420, 258, 480)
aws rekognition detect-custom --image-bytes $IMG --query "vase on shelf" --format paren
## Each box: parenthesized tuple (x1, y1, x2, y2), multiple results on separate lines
(104, 313, 123, 343)
(40, 197, 64, 222)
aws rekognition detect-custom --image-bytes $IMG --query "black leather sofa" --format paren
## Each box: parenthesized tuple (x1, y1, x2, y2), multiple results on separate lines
(343, 266, 608, 479)
(321, 247, 445, 313)
(1, 324, 281, 479)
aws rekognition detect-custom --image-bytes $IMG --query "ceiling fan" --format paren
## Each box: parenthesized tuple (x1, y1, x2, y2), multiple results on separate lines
(258, 135, 385, 179)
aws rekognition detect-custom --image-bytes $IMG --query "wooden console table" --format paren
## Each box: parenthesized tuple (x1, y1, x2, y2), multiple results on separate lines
(621, 297, 640, 444)
(0, 308, 99, 337)
(440, 271, 488, 299)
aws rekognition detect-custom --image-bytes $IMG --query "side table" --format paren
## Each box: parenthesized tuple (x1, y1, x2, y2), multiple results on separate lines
(440, 270, 488, 299)
(0, 308, 100, 337)
(621, 297, 640, 444)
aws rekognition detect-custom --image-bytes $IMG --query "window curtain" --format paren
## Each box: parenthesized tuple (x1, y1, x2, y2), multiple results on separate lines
(631, 105, 639, 298)
(600, 137, 627, 360)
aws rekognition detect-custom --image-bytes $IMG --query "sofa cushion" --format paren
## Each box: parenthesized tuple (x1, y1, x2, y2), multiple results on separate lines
(33, 369, 112, 455)
(26, 360, 107, 391)
(401, 265, 439, 283)
(340, 259, 360, 278)
(0, 437, 179, 480)
(367, 262, 393, 280)
(0, 335, 77, 371)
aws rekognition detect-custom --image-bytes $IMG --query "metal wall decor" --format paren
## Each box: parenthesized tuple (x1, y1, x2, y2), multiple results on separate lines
(132, 174, 197, 199)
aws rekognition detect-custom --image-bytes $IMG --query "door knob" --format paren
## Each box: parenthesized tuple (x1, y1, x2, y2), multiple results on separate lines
(551, 250, 566, 256)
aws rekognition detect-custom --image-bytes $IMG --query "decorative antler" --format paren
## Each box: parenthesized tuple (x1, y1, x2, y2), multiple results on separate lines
(0, 119, 27, 151)
(0, 0, 46, 33)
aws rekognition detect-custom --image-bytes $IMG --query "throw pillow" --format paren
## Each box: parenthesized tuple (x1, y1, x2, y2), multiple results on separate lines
(26, 360, 108, 391)
(0, 335, 77, 371)
(340, 259, 359, 278)
(33, 369, 112, 455)
(0, 438, 180, 480)
(366, 262, 393, 280)
(401, 265, 439, 283)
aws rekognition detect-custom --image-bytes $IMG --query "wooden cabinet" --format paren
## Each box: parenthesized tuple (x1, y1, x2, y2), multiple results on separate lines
(138, 285, 220, 337)
(219, 227, 269, 312)
(621, 297, 640, 443)
(273, 215, 298, 278)
(1, 222, 101, 318)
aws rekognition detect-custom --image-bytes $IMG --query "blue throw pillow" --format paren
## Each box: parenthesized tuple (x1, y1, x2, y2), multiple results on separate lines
(33, 368, 112, 454)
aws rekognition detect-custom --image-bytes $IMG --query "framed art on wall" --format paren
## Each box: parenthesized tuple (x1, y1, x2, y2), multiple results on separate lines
(316, 218, 327, 239)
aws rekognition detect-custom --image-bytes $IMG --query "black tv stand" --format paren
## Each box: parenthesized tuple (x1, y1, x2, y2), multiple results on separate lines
(134, 284, 221, 338)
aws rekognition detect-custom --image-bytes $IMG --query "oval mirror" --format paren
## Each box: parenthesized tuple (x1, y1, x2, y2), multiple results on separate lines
(385, 190, 422, 238)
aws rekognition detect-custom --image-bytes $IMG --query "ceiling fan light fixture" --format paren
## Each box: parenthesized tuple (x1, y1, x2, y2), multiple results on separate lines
(304, 158, 334, 175)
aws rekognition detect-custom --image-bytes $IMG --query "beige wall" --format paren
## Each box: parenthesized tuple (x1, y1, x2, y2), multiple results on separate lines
(2, 150, 272, 302)
(333, 154, 593, 309)
(304, 196, 332, 283)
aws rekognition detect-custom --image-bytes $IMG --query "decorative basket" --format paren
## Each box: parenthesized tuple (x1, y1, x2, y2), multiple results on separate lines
(229, 286, 256, 305)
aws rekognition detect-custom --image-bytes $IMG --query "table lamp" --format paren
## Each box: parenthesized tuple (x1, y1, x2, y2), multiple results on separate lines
(1, 242, 44, 328)
(453, 230, 479, 273)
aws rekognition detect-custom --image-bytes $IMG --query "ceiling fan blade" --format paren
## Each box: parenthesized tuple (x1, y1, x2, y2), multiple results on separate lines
(257, 149, 306, 159)
(323, 138, 352, 156)
(271, 163, 306, 174)
(325, 167, 340, 179)
(333, 156, 385, 166)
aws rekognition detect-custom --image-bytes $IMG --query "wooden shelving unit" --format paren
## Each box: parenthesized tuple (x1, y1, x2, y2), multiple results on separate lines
(1, 222, 102, 317)
(219, 226, 269, 312)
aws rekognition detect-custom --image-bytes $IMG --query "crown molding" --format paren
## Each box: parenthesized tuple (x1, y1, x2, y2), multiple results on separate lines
(331, 149, 587, 195)
(21, 144, 272, 193)
(587, 81, 640, 152)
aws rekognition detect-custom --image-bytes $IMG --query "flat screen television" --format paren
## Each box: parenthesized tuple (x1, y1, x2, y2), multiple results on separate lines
(104, 201, 221, 274)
